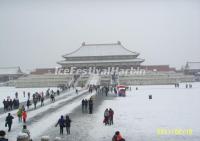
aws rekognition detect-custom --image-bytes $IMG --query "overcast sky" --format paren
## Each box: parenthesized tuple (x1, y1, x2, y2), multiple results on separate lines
(0, 0, 200, 72)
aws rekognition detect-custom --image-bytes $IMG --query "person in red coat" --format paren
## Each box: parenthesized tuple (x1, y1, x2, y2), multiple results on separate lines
(22, 110, 27, 123)
(112, 131, 125, 141)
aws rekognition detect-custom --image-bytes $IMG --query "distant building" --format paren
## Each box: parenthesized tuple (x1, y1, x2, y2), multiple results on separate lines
(0, 67, 24, 83)
(16, 42, 194, 87)
(13, 67, 75, 88)
(58, 41, 145, 69)
(15, 74, 73, 88)
(141, 65, 176, 72)
(185, 62, 200, 75)
(30, 68, 56, 75)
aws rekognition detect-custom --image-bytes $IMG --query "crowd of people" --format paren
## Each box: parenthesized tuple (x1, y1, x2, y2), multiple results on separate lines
(2, 89, 63, 113)
(0, 84, 127, 141)
(174, 83, 193, 88)
(88, 84, 120, 97)
(96, 86, 110, 96)
(31, 89, 61, 109)
(3, 98, 20, 112)
(1, 86, 80, 141)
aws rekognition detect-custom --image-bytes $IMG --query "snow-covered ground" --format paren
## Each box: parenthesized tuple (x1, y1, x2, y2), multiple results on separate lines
(0, 87, 58, 108)
(1, 82, 200, 141)
(88, 82, 200, 141)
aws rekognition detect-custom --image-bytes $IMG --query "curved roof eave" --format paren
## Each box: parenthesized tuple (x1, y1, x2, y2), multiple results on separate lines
(57, 58, 145, 64)
(120, 44, 139, 56)
(62, 45, 83, 58)
(62, 42, 140, 58)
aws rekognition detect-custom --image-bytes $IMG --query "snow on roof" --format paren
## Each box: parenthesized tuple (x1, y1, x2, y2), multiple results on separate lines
(0, 67, 23, 75)
(63, 42, 139, 58)
(186, 62, 200, 70)
(58, 58, 144, 64)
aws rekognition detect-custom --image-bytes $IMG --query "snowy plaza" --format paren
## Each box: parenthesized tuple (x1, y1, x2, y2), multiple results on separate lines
(0, 83, 199, 141)
(1, 0, 200, 141)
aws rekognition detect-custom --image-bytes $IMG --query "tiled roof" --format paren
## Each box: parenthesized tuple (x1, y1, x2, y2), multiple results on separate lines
(63, 42, 139, 58)
(58, 58, 144, 65)
(0, 67, 23, 75)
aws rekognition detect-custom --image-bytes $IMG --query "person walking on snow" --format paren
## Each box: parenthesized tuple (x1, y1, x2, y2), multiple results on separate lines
(17, 108, 22, 123)
(27, 99, 31, 109)
(3, 99, 7, 112)
(41, 96, 44, 106)
(22, 110, 27, 123)
(65, 115, 71, 135)
(104, 109, 109, 125)
(23, 91, 25, 97)
(5, 113, 14, 132)
(109, 108, 114, 125)
(88, 98, 93, 114)
(21, 105, 25, 111)
(33, 97, 38, 109)
(55, 115, 65, 135)
(81, 99, 85, 112)
(85, 99, 88, 112)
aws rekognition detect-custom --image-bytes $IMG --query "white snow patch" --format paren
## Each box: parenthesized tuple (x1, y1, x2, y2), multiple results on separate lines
(88, 82, 200, 141)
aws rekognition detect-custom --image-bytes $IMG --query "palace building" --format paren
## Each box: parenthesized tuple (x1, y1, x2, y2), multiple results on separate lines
(0, 67, 24, 83)
(12, 42, 195, 87)
(58, 41, 144, 69)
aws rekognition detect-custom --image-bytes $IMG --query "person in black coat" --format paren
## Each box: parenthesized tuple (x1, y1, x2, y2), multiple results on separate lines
(81, 99, 85, 112)
(3, 100, 7, 112)
(65, 115, 71, 135)
(88, 98, 93, 114)
(0, 130, 8, 141)
(8, 99, 13, 110)
(27, 99, 31, 109)
(85, 99, 88, 112)
(5, 113, 14, 132)
(33, 97, 38, 109)
(55, 115, 65, 135)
